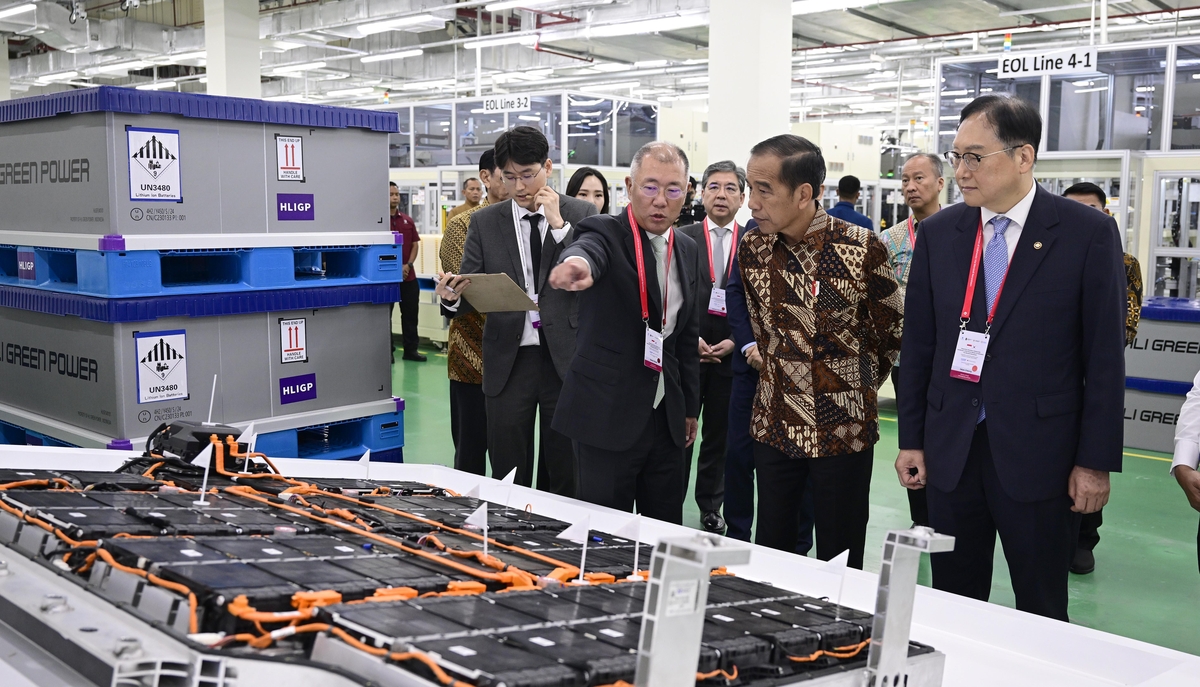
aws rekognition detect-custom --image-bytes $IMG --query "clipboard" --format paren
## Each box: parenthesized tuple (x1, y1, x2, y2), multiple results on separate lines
(458, 273, 539, 313)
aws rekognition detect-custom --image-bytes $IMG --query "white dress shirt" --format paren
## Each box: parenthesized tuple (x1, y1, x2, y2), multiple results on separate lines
(707, 219, 735, 289)
(980, 180, 1037, 264)
(513, 201, 571, 347)
(1173, 369, 1200, 475)
(656, 228, 683, 341)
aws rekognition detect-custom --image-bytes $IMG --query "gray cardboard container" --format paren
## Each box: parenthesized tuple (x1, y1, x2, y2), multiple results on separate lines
(0, 88, 393, 243)
(1123, 388, 1183, 454)
(1125, 318, 1200, 384)
(0, 303, 392, 442)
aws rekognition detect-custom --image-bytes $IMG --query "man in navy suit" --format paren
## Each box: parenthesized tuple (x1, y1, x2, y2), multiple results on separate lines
(896, 95, 1126, 621)
(550, 142, 701, 525)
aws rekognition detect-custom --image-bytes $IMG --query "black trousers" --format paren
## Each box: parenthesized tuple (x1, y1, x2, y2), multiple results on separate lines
(449, 380, 488, 476)
(926, 421, 1078, 622)
(485, 346, 575, 497)
(398, 279, 421, 355)
(575, 405, 685, 525)
(684, 364, 732, 513)
(753, 441, 873, 569)
(724, 371, 758, 541)
(894, 367, 929, 527)
(1077, 509, 1102, 551)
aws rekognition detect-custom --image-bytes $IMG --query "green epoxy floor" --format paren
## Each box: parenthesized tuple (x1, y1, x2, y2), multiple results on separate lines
(393, 346, 1200, 656)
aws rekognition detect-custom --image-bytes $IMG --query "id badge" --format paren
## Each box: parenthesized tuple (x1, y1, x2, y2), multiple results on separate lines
(644, 326, 664, 372)
(708, 287, 728, 316)
(530, 293, 541, 329)
(949, 329, 989, 383)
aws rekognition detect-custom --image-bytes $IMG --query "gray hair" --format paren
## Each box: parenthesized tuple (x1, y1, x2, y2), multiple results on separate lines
(630, 142, 689, 181)
(904, 152, 944, 179)
(700, 160, 747, 193)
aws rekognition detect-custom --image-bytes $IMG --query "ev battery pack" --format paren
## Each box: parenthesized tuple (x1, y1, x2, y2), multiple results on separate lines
(0, 302, 390, 441)
(0, 87, 397, 244)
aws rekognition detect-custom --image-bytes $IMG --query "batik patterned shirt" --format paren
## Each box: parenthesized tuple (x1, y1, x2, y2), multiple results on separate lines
(740, 208, 904, 459)
(440, 198, 489, 384)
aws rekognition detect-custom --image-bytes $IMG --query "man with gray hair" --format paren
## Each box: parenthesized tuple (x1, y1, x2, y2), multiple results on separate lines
(677, 160, 749, 534)
(549, 142, 702, 524)
(881, 152, 944, 527)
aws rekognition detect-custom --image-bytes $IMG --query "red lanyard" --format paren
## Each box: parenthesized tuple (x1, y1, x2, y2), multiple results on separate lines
(906, 216, 916, 252)
(701, 218, 738, 284)
(628, 205, 674, 328)
(960, 216, 1010, 332)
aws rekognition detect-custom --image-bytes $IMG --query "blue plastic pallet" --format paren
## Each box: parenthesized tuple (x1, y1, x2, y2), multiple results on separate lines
(0, 419, 78, 448)
(2, 243, 400, 298)
(0, 282, 399, 323)
(254, 401, 405, 463)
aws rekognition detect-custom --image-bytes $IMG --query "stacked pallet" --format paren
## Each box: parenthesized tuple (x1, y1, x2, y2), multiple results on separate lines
(0, 86, 406, 462)
(1124, 297, 1200, 453)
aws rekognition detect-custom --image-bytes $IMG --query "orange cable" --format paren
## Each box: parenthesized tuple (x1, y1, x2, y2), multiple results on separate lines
(94, 548, 198, 633)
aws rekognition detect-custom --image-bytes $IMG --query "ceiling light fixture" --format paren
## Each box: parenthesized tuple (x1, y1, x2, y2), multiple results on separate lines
(0, 3, 35, 20)
(357, 13, 439, 36)
(360, 48, 423, 64)
(36, 71, 79, 83)
(791, 0, 906, 15)
(485, 0, 556, 9)
(580, 81, 641, 92)
(327, 86, 377, 97)
(273, 61, 327, 74)
(136, 81, 178, 91)
(464, 34, 539, 50)
(586, 14, 707, 38)
(679, 76, 709, 85)
(399, 78, 457, 91)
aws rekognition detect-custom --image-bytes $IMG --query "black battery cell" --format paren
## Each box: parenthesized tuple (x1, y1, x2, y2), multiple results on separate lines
(1, 491, 101, 510)
(329, 556, 453, 594)
(250, 559, 382, 600)
(487, 590, 614, 624)
(37, 508, 163, 539)
(407, 635, 580, 687)
(502, 626, 636, 685)
(705, 606, 822, 662)
(551, 586, 644, 617)
(102, 537, 230, 570)
(320, 599, 472, 646)
(412, 595, 543, 633)
(196, 537, 308, 562)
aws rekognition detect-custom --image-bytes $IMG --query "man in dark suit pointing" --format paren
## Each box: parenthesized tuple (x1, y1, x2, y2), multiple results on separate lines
(549, 142, 701, 525)
(896, 95, 1126, 621)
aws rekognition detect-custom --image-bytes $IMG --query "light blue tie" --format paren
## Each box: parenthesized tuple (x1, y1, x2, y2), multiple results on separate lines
(978, 215, 1011, 424)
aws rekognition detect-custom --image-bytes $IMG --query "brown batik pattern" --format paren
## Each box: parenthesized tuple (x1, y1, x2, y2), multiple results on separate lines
(440, 199, 488, 385)
(740, 208, 904, 459)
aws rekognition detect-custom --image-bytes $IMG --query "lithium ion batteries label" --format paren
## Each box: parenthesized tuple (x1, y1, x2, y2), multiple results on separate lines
(277, 193, 314, 221)
(280, 373, 316, 405)
(127, 127, 182, 202)
(135, 330, 188, 404)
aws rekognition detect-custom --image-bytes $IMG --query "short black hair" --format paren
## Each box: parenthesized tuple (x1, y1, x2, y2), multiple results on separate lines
(749, 134, 825, 200)
(1063, 181, 1106, 207)
(837, 175, 861, 198)
(389, 181, 398, 188)
(566, 167, 610, 214)
(478, 148, 498, 173)
(462, 177, 480, 190)
(959, 94, 1042, 160)
(494, 126, 550, 169)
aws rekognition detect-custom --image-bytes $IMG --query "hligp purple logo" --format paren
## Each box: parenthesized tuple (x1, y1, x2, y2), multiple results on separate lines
(277, 193, 314, 221)
(17, 251, 35, 281)
(280, 373, 317, 404)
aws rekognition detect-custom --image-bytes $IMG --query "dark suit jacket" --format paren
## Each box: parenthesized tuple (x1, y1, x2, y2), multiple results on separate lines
(726, 219, 758, 378)
(679, 221, 750, 378)
(897, 186, 1126, 502)
(455, 193, 598, 396)
(553, 212, 702, 451)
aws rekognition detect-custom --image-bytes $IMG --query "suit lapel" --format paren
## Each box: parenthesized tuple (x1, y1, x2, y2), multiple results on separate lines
(987, 188, 1058, 336)
(500, 200, 527, 290)
(953, 206, 981, 291)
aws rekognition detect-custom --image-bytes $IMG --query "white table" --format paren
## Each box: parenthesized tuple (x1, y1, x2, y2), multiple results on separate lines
(1, 445, 1196, 686)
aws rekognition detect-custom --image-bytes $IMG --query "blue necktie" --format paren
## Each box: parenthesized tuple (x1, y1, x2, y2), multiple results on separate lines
(978, 215, 1011, 424)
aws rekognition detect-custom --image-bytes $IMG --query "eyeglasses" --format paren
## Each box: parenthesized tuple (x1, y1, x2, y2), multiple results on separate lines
(705, 183, 742, 195)
(943, 147, 1017, 171)
(502, 170, 544, 184)
(637, 184, 685, 200)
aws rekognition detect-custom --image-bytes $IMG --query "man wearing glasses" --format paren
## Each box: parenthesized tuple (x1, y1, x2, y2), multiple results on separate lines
(895, 95, 1126, 621)
(436, 126, 597, 496)
(548, 142, 701, 524)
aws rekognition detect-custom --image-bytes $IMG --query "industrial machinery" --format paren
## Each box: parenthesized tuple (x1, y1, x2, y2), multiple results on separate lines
(0, 421, 945, 687)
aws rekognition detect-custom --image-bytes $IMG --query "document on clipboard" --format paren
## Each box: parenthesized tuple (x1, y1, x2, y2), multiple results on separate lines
(458, 273, 539, 313)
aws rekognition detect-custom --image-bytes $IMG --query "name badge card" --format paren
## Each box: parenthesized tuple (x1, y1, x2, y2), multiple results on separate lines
(644, 327, 663, 372)
(949, 330, 989, 383)
(530, 293, 541, 329)
(708, 288, 727, 316)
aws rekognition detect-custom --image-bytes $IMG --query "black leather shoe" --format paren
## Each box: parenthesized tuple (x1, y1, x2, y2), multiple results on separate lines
(701, 511, 726, 534)
(1070, 548, 1095, 575)
(402, 352, 428, 362)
